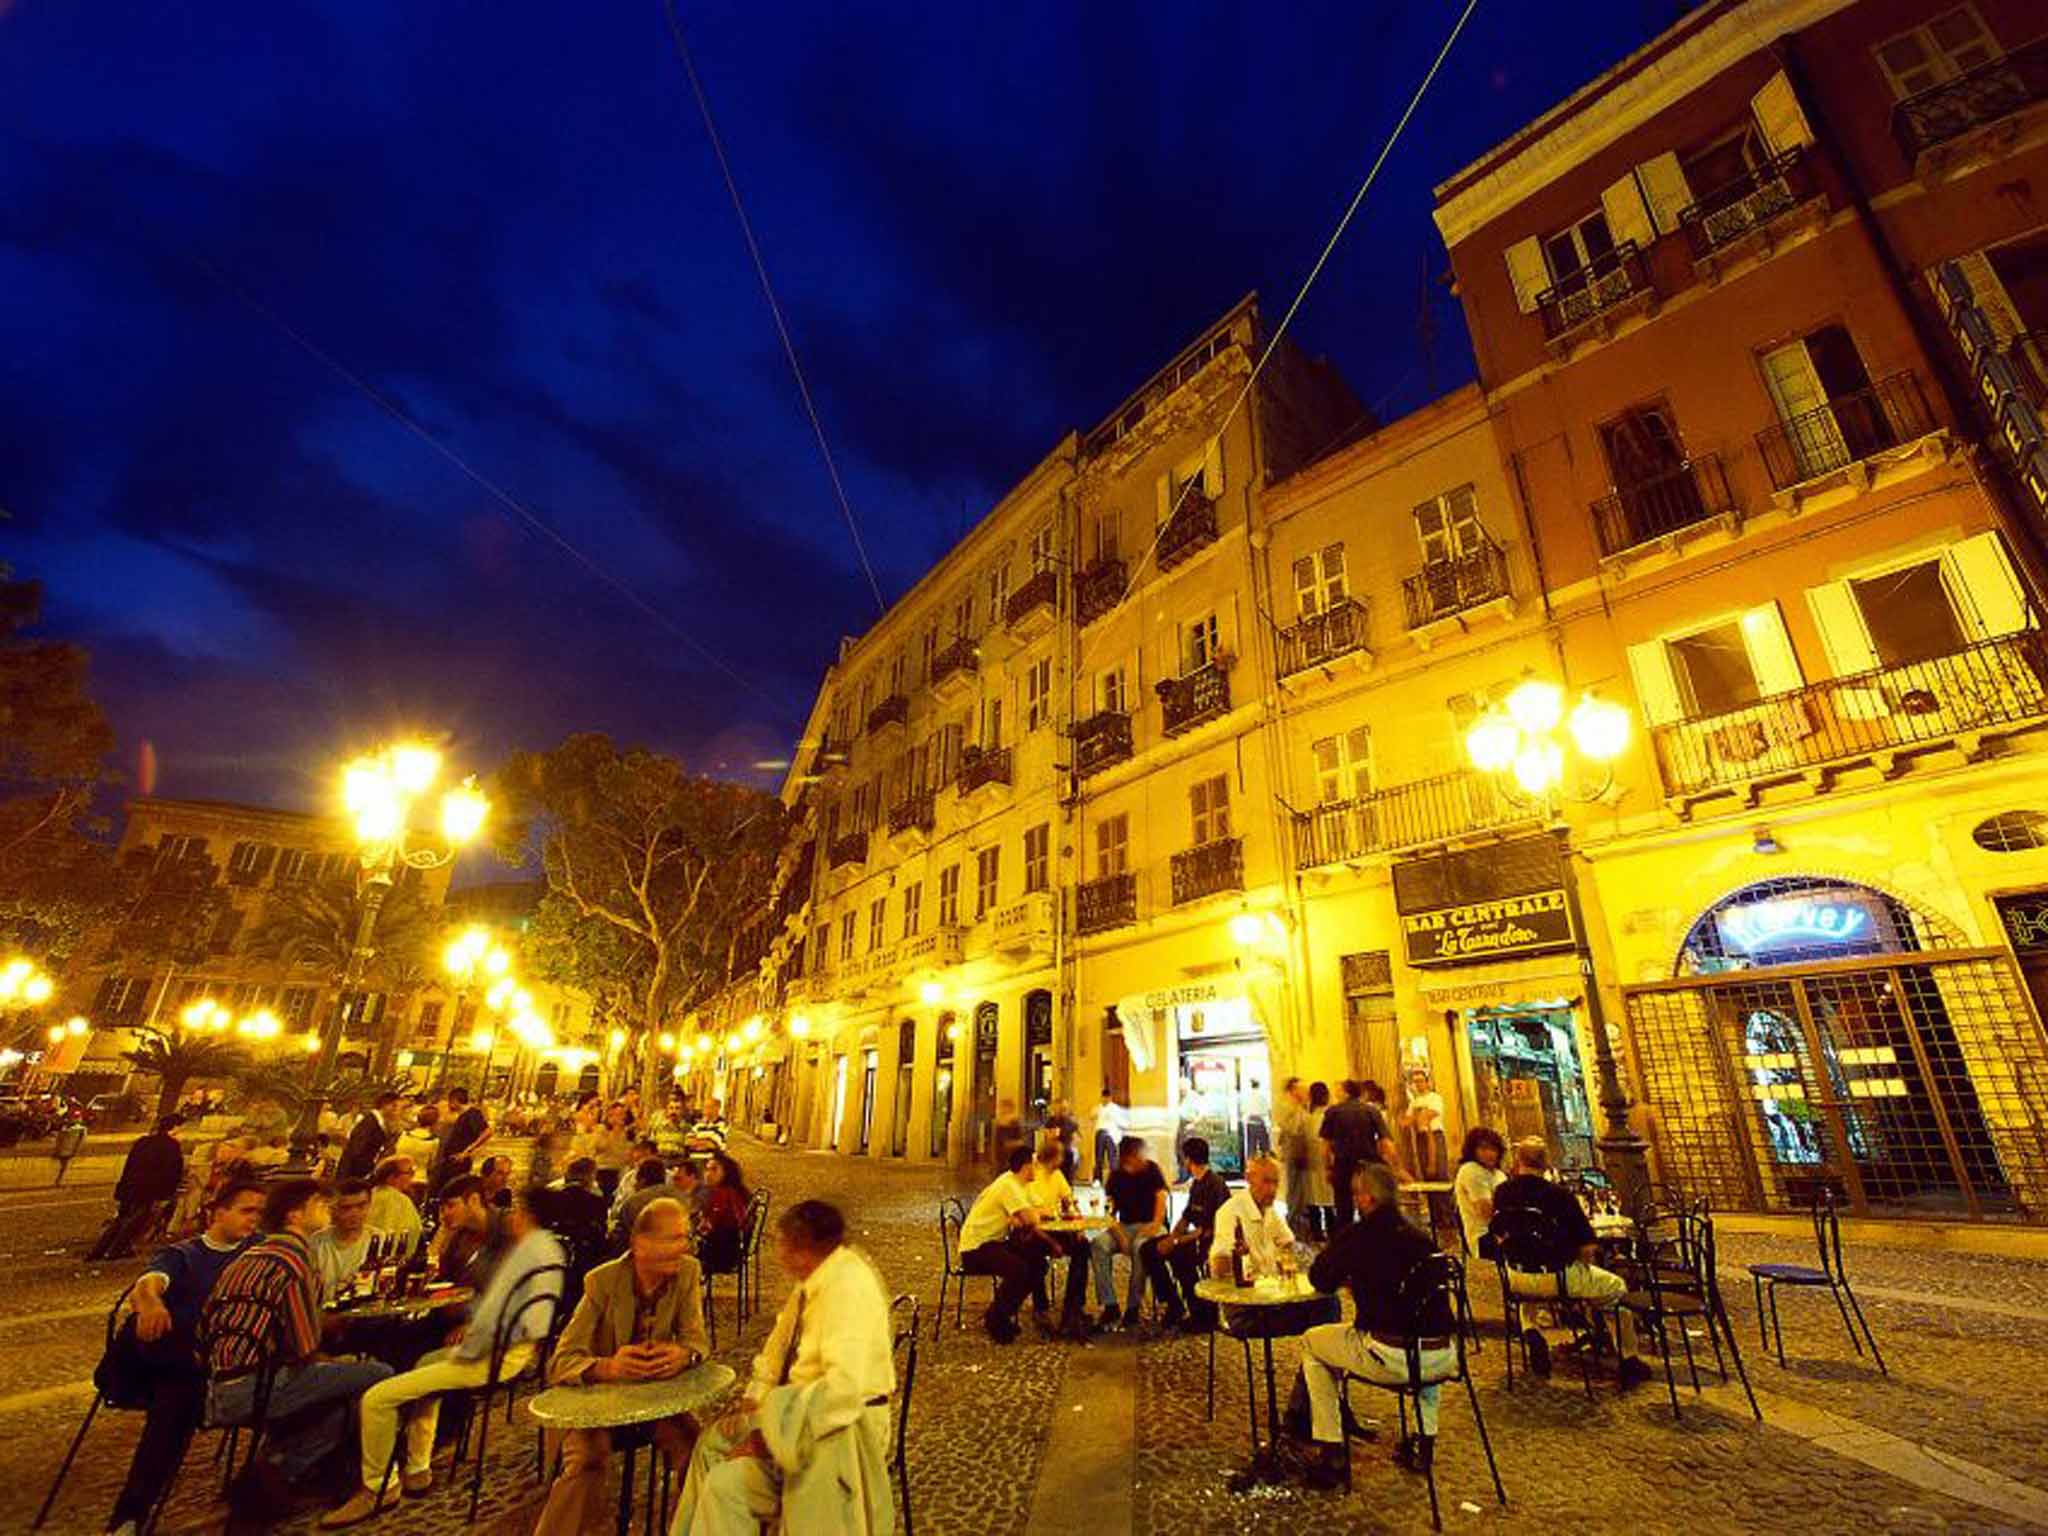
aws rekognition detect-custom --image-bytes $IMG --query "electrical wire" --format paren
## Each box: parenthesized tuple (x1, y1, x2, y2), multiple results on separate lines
(1077, 0, 1482, 675)
(659, 0, 888, 619)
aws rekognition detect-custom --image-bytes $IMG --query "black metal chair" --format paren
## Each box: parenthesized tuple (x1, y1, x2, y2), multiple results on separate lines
(890, 1293, 920, 1536)
(703, 1190, 769, 1346)
(35, 1281, 144, 1530)
(1491, 1206, 1619, 1399)
(748, 1188, 772, 1320)
(1622, 1208, 1761, 1423)
(1747, 1187, 1885, 1373)
(190, 1304, 290, 1500)
(932, 1199, 991, 1338)
(1340, 1254, 1506, 1533)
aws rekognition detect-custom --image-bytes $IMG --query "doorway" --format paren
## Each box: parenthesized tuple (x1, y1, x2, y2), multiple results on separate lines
(858, 1049, 878, 1154)
(1174, 999, 1270, 1177)
(1464, 1005, 1595, 1170)
(1023, 990, 1054, 1122)
(970, 1002, 999, 1162)
(890, 1019, 915, 1158)
(830, 1054, 848, 1150)
(932, 1015, 956, 1159)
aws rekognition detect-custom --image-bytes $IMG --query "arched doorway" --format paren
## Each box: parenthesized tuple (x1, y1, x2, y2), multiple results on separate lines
(1022, 990, 1054, 1122)
(931, 1013, 957, 1159)
(577, 1062, 601, 1097)
(533, 1062, 559, 1100)
(1625, 875, 2048, 1221)
(968, 1002, 999, 1162)
(889, 1017, 917, 1157)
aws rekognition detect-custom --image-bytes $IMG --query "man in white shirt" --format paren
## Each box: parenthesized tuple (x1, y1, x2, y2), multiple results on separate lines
(1209, 1155, 1295, 1281)
(675, 1200, 896, 1536)
(1091, 1088, 1125, 1184)
(309, 1179, 384, 1305)
(956, 1146, 1049, 1343)
(365, 1157, 422, 1258)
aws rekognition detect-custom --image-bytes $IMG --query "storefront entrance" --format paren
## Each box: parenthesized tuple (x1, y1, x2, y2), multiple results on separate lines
(1464, 1004, 1594, 1171)
(969, 1003, 998, 1162)
(1023, 990, 1054, 1120)
(1174, 999, 1271, 1177)
(1626, 878, 2048, 1222)
(857, 1049, 877, 1153)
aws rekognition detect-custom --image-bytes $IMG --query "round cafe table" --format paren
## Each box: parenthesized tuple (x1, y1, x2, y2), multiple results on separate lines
(1195, 1274, 1343, 1491)
(1038, 1215, 1113, 1235)
(324, 1284, 473, 1325)
(527, 1362, 737, 1536)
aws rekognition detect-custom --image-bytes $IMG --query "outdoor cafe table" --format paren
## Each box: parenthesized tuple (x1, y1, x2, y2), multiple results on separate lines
(1038, 1215, 1113, 1235)
(527, 1361, 737, 1536)
(1195, 1274, 1342, 1491)
(324, 1284, 473, 1325)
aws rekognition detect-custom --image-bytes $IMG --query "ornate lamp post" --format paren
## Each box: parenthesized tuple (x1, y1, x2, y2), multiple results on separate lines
(441, 925, 511, 1089)
(1463, 677, 1650, 1210)
(295, 743, 488, 1151)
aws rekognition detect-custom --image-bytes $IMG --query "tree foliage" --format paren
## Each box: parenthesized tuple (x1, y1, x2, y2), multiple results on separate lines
(241, 876, 439, 1069)
(121, 1027, 252, 1121)
(492, 735, 786, 1103)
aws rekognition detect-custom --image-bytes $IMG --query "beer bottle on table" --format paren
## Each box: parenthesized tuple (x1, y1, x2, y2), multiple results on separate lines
(1231, 1223, 1250, 1288)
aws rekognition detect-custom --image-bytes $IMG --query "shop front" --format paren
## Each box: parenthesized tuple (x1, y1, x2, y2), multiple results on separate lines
(1115, 979, 1272, 1177)
(967, 1002, 999, 1162)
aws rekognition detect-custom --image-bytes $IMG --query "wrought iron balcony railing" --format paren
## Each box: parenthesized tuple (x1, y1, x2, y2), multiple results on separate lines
(1005, 567, 1058, 629)
(1075, 557, 1126, 627)
(1292, 771, 1530, 867)
(1170, 837, 1243, 905)
(1158, 662, 1230, 737)
(827, 829, 868, 870)
(866, 693, 908, 735)
(1075, 872, 1138, 935)
(1276, 597, 1369, 678)
(1073, 710, 1134, 778)
(1536, 241, 1652, 340)
(1651, 631, 2048, 799)
(956, 745, 1013, 796)
(1678, 148, 1819, 260)
(1156, 492, 1220, 572)
(887, 789, 935, 839)
(1892, 37, 2048, 162)
(929, 634, 977, 692)
(1401, 538, 1511, 629)
(1590, 454, 1736, 556)
(1755, 371, 1934, 491)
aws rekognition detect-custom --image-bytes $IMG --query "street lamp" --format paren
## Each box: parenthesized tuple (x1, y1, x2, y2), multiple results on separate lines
(1463, 676, 1650, 1210)
(442, 924, 510, 1089)
(295, 740, 489, 1152)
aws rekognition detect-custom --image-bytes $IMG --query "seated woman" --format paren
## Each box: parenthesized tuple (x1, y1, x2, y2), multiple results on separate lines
(697, 1151, 750, 1274)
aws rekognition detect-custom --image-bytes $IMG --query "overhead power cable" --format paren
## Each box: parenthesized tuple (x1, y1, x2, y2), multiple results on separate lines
(659, 0, 888, 619)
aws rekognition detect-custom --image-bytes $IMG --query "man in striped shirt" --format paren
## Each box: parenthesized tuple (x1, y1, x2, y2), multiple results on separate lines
(202, 1179, 394, 1515)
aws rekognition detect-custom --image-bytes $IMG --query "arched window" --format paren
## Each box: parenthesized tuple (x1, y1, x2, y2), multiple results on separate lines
(1973, 810, 2048, 852)
(897, 1016, 918, 1065)
(1677, 875, 1952, 975)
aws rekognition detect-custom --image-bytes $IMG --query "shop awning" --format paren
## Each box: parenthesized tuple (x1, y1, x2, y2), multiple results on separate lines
(1413, 952, 1585, 1010)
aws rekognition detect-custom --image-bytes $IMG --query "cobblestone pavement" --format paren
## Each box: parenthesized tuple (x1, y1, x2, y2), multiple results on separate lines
(6, 1143, 2046, 1534)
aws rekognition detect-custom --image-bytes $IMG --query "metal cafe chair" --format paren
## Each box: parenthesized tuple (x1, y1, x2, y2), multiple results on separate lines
(703, 1189, 771, 1346)
(1621, 1209, 1762, 1423)
(1489, 1207, 1602, 1400)
(933, 1198, 991, 1337)
(1339, 1253, 1506, 1533)
(36, 1281, 144, 1530)
(1747, 1187, 1886, 1373)
(889, 1294, 921, 1536)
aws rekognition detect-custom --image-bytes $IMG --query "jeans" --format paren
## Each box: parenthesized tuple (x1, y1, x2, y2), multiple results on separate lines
(209, 1358, 395, 1480)
(1140, 1235, 1211, 1322)
(1089, 1222, 1152, 1313)
(1092, 1131, 1116, 1183)
(1034, 1230, 1093, 1320)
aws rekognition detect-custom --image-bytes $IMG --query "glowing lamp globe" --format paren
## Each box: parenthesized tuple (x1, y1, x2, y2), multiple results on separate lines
(1511, 739, 1565, 797)
(1465, 712, 1520, 774)
(1569, 693, 1631, 762)
(918, 981, 945, 1006)
(440, 781, 489, 846)
(789, 1016, 811, 1039)
(1505, 677, 1564, 735)
(391, 743, 442, 795)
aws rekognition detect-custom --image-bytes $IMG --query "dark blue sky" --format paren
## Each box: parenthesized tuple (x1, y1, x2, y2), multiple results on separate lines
(0, 1, 1671, 810)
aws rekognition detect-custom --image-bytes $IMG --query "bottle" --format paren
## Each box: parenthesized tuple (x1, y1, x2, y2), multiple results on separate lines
(1230, 1223, 1250, 1289)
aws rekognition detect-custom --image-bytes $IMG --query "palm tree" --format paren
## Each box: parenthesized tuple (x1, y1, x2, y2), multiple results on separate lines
(122, 1028, 251, 1120)
(243, 877, 438, 1072)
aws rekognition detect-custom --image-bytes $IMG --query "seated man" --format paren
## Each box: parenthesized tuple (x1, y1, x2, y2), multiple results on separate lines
(322, 1186, 566, 1526)
(1293, 1163, 1455, 1488)
(102, 1180, 266, 1536)
(476, 1155, 513, 1210)
(201, 1179, 395, 1519)
(533, 1197, 709, 1536)
(670, 1156, 709, 1219)
(309, 1179, 383, 1304)
(1490, 1138, 1648, 1387)
(432, 1175, 508, 1291)
(538, 1155, 611, 1279)
(1090, 1136, 1167, 1329)
(610, 1155, 675, 1246)
(366, 1157, 422, 1257)
(957, 1145, 1050, 1343)
(674, 1200, 894, 1536)
(1023, 1140, 1090, 1336)
(1142, 1137, 1231, 1331)
(1209, 1153, 1294, 1282)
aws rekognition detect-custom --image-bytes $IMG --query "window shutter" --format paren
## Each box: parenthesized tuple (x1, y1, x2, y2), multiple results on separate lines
(1626, 639, 1685, 726)
(1345, 725, 1374, 796)
(1292, 554, 1320, 618)
(1635, 153, 1693, 236)
(1941, 531, 2032, 639)
(1752, 71, 1814, 154)
(1203, 435, 1224, 497)
(1601, 171, 1656, 251)
(1806, 581, 1882, 676)
(1739, 603, 1805, 695)
(1504, 236, 1548, 313)
(1155, 473, 1171, 524)
(1956, 252, 2024, 346)
(1324, 543, 1349, 601)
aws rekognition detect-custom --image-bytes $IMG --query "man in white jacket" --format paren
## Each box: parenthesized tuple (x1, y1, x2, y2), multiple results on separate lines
(673, 1199, 898, 1535)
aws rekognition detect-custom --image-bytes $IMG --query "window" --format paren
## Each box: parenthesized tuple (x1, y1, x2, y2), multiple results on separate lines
(227, 841, 275, 882)
(981, 696, 1003, 750)
(1628, 605, 1803, 725)
(813, 923, 830, 973)
(93, 975, 146, 1017)
(274, 847, 312, 884)
(1543, 208, 1615, 288)
(1023, 823, 1050, 893)
(868, 898, 887, 952)
(1171, 439, 1222, 501)
(920, 622, 938, 683)
(1807, 534, 2029, 677)
(1190, 773, 1231, 845)
(1312, 727, 1373, 805)
(975, 846, 1001, 919)
(1291, 544, 1348, 619)
(888, 653, 905, 696)
(1183, 613, 1221, 674)
(1093, 510, 1121, 565)
(1099, 664, 1128, 716)
(1759, 325, 1882, 480)
(902, 881, 923, 938)
(1669, 623, 1762, 716)
(986, 560, 1010, 628)
(857, 676, 873, 723)
(1600, 404, 1687, 489)
(416, 1000, 445, 1040)
(1414, 486, 1484, 564)
(280, 986, 317, 1027)
(1096, 813, 1129, 878)
(1874, 6, 1997, 99)
(1025, 657, 1052, 731)
(157, 834, 208, 866)
(839, 912, 857, 962)
(1974, 810, 2048, 852)
(1030, 522, 1057, 573)
(1851, 562, 1967, 667)
(938, 865, 961, 927)
(951, 590, 975, 640)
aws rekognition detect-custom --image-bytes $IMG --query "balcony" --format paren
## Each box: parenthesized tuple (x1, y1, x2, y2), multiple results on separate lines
(866, 693, 908, 739)
(1892, 37, 2048, 169)
(1076, 558, 1126, 627)
(1005, 567, 1059, 641)
(1075, 871, 1137, 935)
(991, 892, 1055, 957)
(1158, 661, 1231, 737)
(1171, 837, 1243, 906)
(1156, 492, 1220, 572)
(1678, 148, 1824, 277)
(1401, 538, 1512, 636)
(1536, 242, 1654, 353)
(930, 634, 978, 704)
(1755, 372, 1938, 494)
(1652, 632, 2048, 808)
(1292, 771, 1533, 868)
(886, 788, 935, 847)
(901, 923, 965, 969)
(1930, 261, 2048, 519)
(1590, 455, 1737, 558)
(1073, 709, 1134, 778)
(956, 744, 1013, 801)
(827, 830, 868, 871)
(1275, 597, 1371, 684)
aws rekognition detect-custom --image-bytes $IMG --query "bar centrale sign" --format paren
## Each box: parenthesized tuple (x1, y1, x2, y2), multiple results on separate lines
(1399, 888, 1573, 966)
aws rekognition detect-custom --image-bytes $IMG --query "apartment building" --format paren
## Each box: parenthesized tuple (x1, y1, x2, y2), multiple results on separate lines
(1433, 0, 2048, 1222)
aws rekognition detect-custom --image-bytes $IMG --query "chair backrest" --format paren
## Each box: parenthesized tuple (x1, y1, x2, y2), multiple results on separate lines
(1809, 1186, 1848, 1282)
(1389, 1251, 1465, 1382)
(741, 1190, 772, 1258)
(106, 1279, 141, 1355)
(937, 1201, 964, 1272)
(489, 1261, 570, 1385)
(889, 1293, 920, 1467)
(1489, 1204, 1564, 1279)
(196, 1298, 291, 1428)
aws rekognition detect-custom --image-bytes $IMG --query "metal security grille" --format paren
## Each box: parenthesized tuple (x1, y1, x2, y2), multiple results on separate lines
(1676, 873, 1956, 974)
(1626, 950, 2048, 1223)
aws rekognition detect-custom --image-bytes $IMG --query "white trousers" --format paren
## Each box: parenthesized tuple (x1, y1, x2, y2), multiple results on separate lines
(674, 1415, 782, 1536)
(356, 1343, 532, 1487)
(1300, 1322, 1457, 1439)
(1506, 1262, 1639, 1355)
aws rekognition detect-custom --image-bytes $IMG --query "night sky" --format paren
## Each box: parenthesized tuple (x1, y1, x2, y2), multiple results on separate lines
(1, 1, 1674, 813)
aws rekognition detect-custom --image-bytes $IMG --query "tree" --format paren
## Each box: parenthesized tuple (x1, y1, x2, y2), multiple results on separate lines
(493, 735, 787, 1105)
(93, 849, 233, 1031)
(121, 1026, 251, 1122)
(241, 876, 439, 1071)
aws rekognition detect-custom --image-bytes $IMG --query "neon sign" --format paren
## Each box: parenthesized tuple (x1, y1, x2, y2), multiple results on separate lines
(1717, 894, 1876, 954)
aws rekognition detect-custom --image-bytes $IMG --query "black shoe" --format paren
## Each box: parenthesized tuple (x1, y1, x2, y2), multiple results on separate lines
(1179, 1311, 1208, 1335)
(1393, 1434, 1435, 1475)
(1097, 1303, 1121, 1330)
(1523, 1328, 1552, 1378)
(1301, 1444, 1349, 1491)
(1158, 1303, 1186, 1330)
(1617, 1356, 1653, 1390)
(983, 1311, 1019, 1344)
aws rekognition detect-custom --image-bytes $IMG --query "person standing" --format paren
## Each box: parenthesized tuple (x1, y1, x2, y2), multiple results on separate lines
(434, 1088, 490, 1191)
(1404, 1068, 1448, 1180)
(1301, 1082, 1335, 1239)
(1453, 1127, 1508, 1257)
(335, 1092, 400, 1181)
(673, 1200, 895, 1536)
(89, 1115, 186, 1260)
(590, 1101, 634, 1199)
(1090, 1087, 1125, 1185)
(1044, 1099, 1080, 1181)
(1319, 1081, 1396, 1235)
(1273, 1078, 1311, 1235)
(990, 1098, 1026, 1174)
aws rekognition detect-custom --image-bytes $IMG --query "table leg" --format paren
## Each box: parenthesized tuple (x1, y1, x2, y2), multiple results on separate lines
(615, 1442, 635, 1536)
(1225, 1334, 1292, 1492)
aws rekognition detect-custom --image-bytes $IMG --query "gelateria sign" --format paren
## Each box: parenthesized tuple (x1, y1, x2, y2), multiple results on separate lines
(1393, 835, 1575, 968)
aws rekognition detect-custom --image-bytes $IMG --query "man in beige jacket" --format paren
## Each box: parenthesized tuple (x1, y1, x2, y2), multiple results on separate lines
(532, 1198, 709, 1536)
